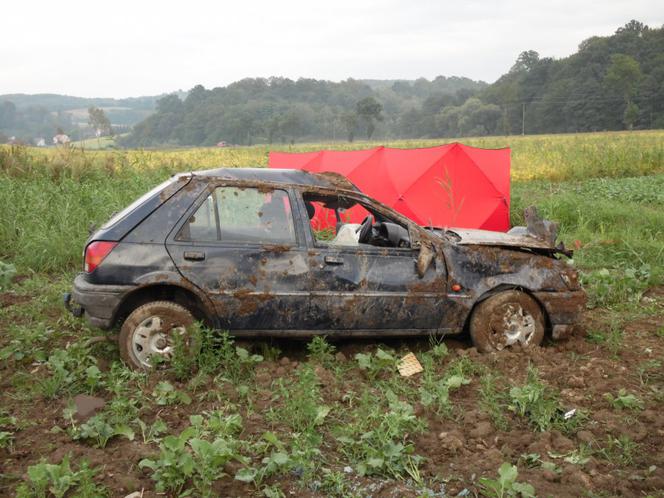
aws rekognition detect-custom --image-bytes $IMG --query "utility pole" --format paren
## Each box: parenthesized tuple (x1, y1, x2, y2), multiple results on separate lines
(521, 103, 525, 136)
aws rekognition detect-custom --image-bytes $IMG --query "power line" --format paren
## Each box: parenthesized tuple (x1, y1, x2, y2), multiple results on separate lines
(497, 96, 653, 105)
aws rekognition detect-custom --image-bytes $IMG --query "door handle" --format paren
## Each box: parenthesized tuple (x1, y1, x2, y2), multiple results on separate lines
(183, 251, 206, 261)
(324, 255, 344, 265)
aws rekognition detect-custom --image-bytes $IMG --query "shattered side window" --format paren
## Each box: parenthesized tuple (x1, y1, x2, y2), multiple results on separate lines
(218, 187, 296, 244)
(302, 192, 369, 246)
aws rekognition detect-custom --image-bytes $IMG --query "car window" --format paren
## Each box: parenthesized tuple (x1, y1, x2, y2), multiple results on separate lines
(302, 192, 410, 249)
(178, 187, 296, 244)
(102, 177, 175, 229)
(186, 194, 218, 241)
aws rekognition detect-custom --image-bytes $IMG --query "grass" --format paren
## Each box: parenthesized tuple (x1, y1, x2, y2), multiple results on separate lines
(69, 136, 119, 150)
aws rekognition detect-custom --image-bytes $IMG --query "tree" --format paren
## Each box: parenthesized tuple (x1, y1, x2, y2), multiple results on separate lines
(510, 50, 540, 73)
(605, 54, 642, 99)
(623, 102, 639, 130)
(356, 97, 383, 139)
(0, 101, 17, 128)
(341, 111, 358, 142)
(605, 54, 642, 129)
(88, 107, 111, 136)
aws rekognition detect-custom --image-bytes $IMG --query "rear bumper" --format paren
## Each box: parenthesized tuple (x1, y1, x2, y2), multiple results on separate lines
(66, 274, 133, 329)
(533, 289, 587, 340)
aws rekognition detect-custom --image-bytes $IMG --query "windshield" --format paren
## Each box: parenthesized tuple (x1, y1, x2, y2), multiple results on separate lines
(101, 177, 175, 229)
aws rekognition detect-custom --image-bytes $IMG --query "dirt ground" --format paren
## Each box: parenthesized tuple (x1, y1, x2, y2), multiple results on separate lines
(1, 284, 663, 497)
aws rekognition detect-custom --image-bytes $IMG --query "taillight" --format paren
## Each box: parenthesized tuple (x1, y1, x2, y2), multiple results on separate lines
(84, 241, 117, 273)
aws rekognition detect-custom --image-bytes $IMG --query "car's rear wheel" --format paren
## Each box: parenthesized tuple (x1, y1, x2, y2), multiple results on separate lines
(119, 301, 194, 369)
(469, 290, 545, 353)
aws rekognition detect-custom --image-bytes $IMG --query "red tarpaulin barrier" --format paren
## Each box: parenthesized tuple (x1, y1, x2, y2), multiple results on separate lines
(268, 143, 511, 231)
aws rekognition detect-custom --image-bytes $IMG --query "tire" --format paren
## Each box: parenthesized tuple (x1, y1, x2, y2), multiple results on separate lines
(469, 290, 545, 353)
(119, 301, 195, 370)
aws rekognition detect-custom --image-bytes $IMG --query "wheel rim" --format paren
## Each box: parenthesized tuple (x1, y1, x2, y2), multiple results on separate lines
(488, 303, 536, 350)
(131, 315, 186, 368)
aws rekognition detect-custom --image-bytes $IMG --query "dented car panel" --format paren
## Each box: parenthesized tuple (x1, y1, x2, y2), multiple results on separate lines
(67, 167, 586, 342)
(444, 228, 558, 251)
(306, 246, 447, 330)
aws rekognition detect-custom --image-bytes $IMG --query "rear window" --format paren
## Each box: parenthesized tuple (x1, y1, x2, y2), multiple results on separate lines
(102, 178, 175, 229)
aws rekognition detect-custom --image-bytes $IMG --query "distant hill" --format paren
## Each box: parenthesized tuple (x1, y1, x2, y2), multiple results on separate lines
(0, 93, 168, 143)
(0, 93, 157, 111)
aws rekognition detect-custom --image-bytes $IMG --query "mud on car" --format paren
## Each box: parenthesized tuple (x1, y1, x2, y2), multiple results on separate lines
(65, 168, 586, 369)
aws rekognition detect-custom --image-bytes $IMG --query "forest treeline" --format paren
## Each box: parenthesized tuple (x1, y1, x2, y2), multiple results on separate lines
(124, 20, 664, 146)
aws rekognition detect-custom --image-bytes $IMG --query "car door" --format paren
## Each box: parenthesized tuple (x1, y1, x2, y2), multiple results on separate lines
(166, 183, 310, 330)
(300, 191, 447, 332)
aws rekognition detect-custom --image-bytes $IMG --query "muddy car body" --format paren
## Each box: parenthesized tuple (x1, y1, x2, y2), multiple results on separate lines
(66, 168, 586, 368)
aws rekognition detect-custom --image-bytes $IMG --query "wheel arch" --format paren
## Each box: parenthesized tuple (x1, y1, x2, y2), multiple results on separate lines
(112, 283, 215, 328)
(463, 284, 552, 336)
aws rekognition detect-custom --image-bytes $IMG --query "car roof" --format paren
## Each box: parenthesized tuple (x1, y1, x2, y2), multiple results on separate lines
(191, 167, 358, 191)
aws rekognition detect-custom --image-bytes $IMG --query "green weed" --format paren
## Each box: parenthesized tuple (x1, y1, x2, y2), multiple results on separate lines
(63, 396, 138, 449)
(508, 365, 573, 432)
(480, 373, 511, 431)
(268, 364, 329, 435)
(604, 389, 643, 411)
(479, 462, 535, 498)
(15, 454, 108, 498)
(307, 336, 336, 366)
(335, 389, 425, 479)
(355, 348, 397, 380)
(66, 412, 135, 448)
(136, 418, 168, 444)
(597, 435, 639, 466)
(0, 430, 13, 451)
(257, 342, 282, 362)
(151, 381, 192, 406)
(318, 469, 359, 497)
(235, 439, 291, 490)
(37, 344, 100, 399)
(0, 322, 53, 364)
(637, 359, 663, 386)
(418, 354, 471, 416)
(581, 266, 650, 309)
(0, 260, 16, 289)
(140, 412, 245, 497)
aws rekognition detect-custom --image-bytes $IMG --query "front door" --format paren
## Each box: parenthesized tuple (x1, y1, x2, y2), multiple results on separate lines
(300, 191, 447, 332)
(167, 185, 310, 330)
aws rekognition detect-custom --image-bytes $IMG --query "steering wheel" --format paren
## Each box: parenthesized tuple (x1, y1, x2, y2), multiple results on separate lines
(356, 215, 374, 244)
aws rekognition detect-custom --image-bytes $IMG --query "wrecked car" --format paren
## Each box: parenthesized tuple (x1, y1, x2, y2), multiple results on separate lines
(65, 168, 586, 369)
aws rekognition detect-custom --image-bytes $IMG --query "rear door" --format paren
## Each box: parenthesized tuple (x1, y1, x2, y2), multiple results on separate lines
(166, 183, 310, 330)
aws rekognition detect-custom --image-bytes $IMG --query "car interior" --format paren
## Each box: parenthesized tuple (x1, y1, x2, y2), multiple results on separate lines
(302, 192, 411, 249)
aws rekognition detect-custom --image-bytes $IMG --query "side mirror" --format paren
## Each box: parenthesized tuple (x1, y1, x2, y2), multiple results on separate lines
(416, 243, 435, 278)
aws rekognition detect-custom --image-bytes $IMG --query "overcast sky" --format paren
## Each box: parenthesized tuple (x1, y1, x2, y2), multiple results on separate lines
(1, 0, 662, 98)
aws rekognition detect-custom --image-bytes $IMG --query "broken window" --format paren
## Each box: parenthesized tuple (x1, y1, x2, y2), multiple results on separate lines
(178, 187, 296, 244)
(302, 192, 410, 249)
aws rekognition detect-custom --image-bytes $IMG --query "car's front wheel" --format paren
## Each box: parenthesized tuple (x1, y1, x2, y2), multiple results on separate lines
(469, 290, 545, 353)
(119, 301, 194, 369)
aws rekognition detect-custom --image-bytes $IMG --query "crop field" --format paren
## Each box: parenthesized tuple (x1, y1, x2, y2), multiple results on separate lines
(0, 131, 663, 497)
